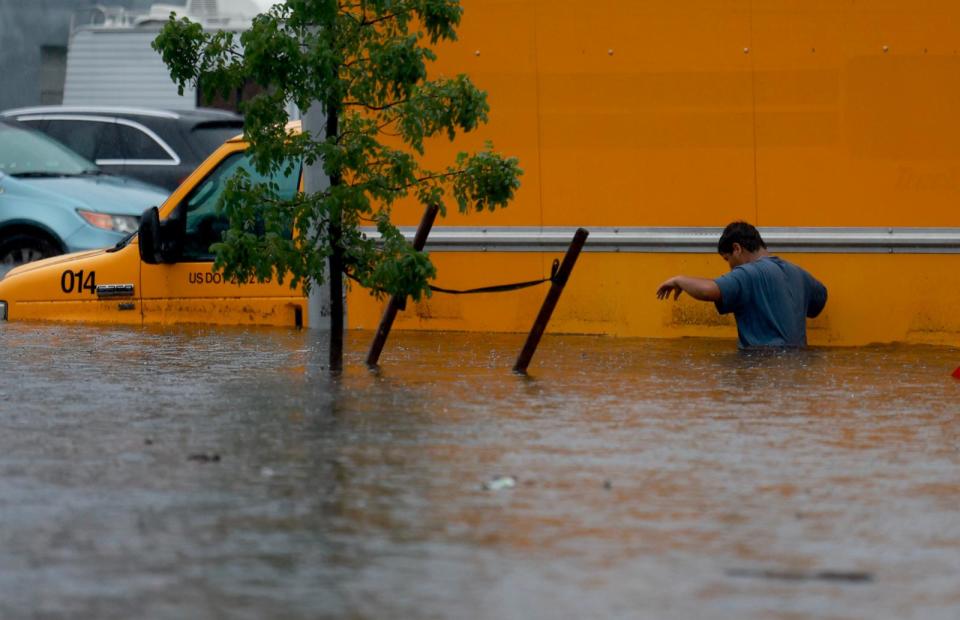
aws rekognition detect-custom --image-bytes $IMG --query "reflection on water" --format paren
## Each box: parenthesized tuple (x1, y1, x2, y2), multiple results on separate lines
(0, 323, 958, 619)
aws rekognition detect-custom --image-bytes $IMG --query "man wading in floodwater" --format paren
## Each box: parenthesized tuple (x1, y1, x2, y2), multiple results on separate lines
(656, 221, 828, 348)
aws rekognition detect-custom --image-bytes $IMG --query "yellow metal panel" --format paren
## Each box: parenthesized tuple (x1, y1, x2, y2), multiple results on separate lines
(534, 0, 755, 227)
(393, 0, 757, 228)
(750, 1, 845, 227)
(416, 0, 542, 228)
(751, 0, 960, 226)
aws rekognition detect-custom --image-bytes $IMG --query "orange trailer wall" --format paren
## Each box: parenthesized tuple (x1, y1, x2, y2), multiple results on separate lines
(379, 0, 960, 228)
(349, 0, 960, 346)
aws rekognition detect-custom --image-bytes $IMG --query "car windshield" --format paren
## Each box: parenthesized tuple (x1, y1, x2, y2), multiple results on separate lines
(0, 123, 98, 177)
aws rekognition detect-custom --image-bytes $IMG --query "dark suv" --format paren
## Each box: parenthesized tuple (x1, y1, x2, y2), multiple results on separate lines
(0, 106, 244, 191)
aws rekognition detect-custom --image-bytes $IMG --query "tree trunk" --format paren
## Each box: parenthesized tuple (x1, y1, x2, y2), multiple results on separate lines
(326, 106, 344, 372)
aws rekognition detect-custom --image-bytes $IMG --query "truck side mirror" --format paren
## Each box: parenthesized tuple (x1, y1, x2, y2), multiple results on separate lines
(138, 206, 162, 264)
(158, 207, 184, 263)
(138, 206, 184, 264)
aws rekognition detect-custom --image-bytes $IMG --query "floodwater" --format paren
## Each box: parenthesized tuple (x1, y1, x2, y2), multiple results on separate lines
(0, 323, 958, 620)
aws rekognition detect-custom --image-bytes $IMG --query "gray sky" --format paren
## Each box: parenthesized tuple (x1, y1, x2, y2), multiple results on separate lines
(250, 0, 277, 12)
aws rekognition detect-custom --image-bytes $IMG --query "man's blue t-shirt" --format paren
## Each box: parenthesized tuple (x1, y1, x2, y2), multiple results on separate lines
(714, 256, 827, 348)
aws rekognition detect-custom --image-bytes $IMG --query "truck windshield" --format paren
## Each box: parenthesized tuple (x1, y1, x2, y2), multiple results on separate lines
(181, 152, 301, 261)
(0, 123, 98, 177)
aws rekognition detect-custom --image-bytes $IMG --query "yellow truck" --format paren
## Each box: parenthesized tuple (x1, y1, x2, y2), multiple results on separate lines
(0, 135, 307, 327)
(3, 0, 960, 346)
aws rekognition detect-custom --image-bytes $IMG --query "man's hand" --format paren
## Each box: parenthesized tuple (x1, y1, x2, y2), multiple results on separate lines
(656, 277, 684, 300)
(655, 275, 722, 302)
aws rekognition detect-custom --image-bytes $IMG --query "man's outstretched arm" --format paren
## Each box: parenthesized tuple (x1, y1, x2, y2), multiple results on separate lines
(656, 276, 722, 302)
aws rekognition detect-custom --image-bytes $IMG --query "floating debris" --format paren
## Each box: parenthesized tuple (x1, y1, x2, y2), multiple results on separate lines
(483, 475, 516, 491)
(726, 568, 874, 583)
(188, 453, 221, 463)
(603, 479, 613, 490)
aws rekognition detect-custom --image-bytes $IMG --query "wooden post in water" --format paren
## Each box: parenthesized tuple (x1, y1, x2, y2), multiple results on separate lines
(365, 204, 440, 368)
(513, 228, 589, 374)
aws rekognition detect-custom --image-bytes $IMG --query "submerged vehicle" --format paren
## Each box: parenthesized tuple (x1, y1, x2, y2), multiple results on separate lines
(0, 132, 303, 326)
(2, 0, 960, 347)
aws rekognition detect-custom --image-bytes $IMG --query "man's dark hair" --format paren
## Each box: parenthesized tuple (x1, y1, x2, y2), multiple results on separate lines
(717, 221, 767, 254)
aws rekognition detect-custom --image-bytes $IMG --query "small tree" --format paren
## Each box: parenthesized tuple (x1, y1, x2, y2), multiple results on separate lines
(152, 0, 521, 370)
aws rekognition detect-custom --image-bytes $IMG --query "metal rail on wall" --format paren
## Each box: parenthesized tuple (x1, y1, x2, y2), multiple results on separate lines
(360, 226, 960, 254)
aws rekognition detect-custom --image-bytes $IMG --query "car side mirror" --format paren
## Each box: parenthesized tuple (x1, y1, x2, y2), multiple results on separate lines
(138, 206, 162, 264)
(138, 206, 184, 264)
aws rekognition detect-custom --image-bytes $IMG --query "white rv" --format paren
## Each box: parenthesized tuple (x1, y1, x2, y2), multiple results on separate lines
(63, 0, 263, 110)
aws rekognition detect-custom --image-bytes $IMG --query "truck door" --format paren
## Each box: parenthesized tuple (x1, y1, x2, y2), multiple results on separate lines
(139, 150, 306, 327)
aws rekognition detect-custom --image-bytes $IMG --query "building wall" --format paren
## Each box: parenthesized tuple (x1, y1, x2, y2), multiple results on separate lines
(0, 0, 170, 110)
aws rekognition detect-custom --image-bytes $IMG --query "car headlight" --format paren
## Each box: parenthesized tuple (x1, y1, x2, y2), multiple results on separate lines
(77, 209, 140, 234)
(0, 301, 7, 321)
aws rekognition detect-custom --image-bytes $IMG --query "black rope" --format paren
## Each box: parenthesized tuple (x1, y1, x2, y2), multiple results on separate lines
(429, 258, 560, 295)
(346, 259, 560, 296)
(429, 278, 544, 295)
